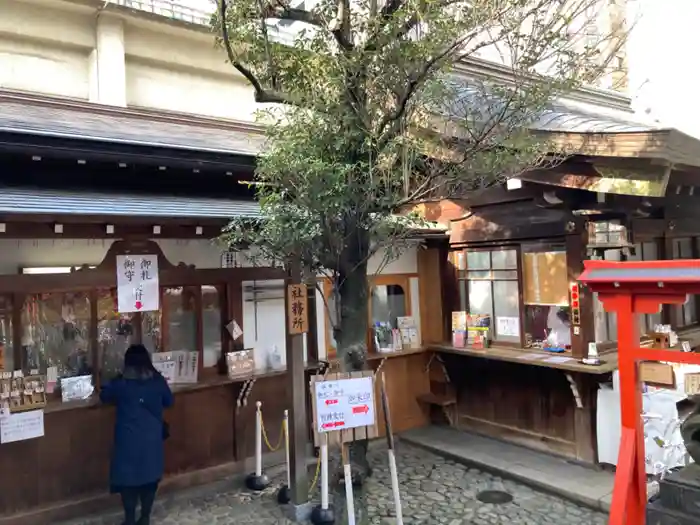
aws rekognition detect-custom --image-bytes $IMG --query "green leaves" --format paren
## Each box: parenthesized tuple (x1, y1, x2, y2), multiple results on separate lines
(215, 0, 626, 357)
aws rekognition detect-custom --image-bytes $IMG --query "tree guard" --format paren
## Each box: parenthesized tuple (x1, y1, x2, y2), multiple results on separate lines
(579, 259, 700, 525)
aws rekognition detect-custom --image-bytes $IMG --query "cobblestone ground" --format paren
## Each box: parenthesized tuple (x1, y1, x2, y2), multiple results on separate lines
(68, 443, 608, 525)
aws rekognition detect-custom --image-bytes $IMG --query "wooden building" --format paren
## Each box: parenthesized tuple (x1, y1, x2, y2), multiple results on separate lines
(0, 91, 318, 524)
(0, 91, 442, 524)
(412, 111, 700, 464)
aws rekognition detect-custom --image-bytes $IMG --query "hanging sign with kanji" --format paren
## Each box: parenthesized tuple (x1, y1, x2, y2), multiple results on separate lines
(287, 284, 308, 334)
(116, 254, 159, 313)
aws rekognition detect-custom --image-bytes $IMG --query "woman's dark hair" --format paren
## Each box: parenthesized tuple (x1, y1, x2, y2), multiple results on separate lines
(123, 344, 157, 379)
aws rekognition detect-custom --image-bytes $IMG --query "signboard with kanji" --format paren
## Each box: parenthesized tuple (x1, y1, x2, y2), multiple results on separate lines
(287, 284, 308, 334)
(116, 254, 159, 313)
(314, 376, 376, 433)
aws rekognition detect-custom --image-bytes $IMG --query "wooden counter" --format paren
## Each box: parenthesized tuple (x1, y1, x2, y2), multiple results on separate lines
(427, 344, 608, 464)
(367, 349, 431, 437)
(430, 344, 618, 374)
(0, 367, 319, 525)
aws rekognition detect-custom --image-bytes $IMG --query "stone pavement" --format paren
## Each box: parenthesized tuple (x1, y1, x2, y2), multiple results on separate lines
(63, 442, 607, 525)
(401, 426, 629, 512)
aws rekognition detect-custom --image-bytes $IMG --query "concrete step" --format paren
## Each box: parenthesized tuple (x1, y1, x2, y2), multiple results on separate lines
(658, 464, 700, 516)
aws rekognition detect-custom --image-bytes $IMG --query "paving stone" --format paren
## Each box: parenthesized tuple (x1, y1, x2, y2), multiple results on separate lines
(61, 443, 608, 525)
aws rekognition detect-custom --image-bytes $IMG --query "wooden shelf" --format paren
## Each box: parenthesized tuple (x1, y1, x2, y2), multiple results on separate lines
(417, 392, 456, 407)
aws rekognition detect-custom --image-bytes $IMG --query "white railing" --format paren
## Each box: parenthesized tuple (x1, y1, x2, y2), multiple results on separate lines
(113, 0, 213, 26)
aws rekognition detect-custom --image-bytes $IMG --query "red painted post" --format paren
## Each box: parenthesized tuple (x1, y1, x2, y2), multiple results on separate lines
(578, 259, 700, 525)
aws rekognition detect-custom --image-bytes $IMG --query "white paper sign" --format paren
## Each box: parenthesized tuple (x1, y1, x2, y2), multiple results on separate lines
(116, 254, 159, 313)
(1, 409, 44, 444)
(152, 359, 176, 384)
(496, 316, 520, 337)
(226, 320, 243, 340)
(153, 351, 198, 384)
(315, 376, 376, 433)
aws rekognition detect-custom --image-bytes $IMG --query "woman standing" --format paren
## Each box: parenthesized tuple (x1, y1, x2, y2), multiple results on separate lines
(101, 344, 173, 525)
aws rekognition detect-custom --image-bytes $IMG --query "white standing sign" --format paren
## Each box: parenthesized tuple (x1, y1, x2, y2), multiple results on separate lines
(0, 409, 44, 444)
(315, 376, 376, 433)
(116, 254, 159, 313)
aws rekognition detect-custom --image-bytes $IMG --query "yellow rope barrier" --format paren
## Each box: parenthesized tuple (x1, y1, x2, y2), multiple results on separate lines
(308, 453, 322, 495)
(260, 411, 285, 452)
(259, 405, 321, 497)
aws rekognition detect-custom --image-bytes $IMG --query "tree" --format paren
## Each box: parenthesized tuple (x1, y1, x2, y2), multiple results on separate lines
(214, 0, 625, 475)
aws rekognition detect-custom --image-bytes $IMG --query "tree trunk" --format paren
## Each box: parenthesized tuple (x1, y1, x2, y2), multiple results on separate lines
(334, 254, 373, 482)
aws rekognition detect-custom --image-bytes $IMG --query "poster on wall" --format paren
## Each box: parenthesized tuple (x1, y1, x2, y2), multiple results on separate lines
(116, 254, 159, 313)
(0, 408, 44, 444)
(496, 316, 520, 337)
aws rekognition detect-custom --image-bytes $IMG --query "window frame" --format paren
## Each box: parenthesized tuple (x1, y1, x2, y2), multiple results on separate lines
(454, 245, 525, 347)
(320, 273, 414, 359)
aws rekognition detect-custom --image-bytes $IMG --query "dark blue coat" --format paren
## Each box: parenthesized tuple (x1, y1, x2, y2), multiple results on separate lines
(100, 374, 173, 490)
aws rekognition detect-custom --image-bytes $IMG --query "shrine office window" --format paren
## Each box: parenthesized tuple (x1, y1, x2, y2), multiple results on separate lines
(458, 248, 520, 343)
(672, 238, 698, 328)
(594, 241, 662, 342)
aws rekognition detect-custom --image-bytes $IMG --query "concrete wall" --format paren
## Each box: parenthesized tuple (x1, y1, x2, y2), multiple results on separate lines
(0, 0, 261, 119)
(1, 0, 635, 122)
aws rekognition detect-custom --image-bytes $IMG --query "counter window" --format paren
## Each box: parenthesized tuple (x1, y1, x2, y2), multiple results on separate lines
(371, 284, 407, 329)
(98, 289, 137, 382)
(672, 238, 698, 328)
(521, 243, 570, 350)
(202, 285, 223, 368)
(22, 292, 92, 381)
(595, 241, 662, 342)
(0, 296, 12, 372)
(463, 249, 520, 343)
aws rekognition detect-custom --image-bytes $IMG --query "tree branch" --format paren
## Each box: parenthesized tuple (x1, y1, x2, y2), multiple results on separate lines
(218, 0, 296, 105)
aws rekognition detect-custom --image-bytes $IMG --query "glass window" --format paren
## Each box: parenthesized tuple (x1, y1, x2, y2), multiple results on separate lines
(521, 243, 570, 349)
(593, 248, 621, 342)
(202, 286, 222, 368)
(158, 286, 198, 353)
(21, 293, 92, 380)
(98, 289, 137, 382)
(371, 284, 407, 329)
(462, 248, 520, 344)
(672, 238, 697, 327)
(324, 283, 338, 358)
(628, 242, 663, 335)
(0, 296, 12, 372)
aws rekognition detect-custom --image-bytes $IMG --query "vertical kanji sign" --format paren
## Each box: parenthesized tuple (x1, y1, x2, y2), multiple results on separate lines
(287, 284, 308, 334)
(116, 254, 159, 313)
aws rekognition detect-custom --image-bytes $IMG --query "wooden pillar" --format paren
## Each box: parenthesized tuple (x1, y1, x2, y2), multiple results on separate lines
(566, 230, 593, 360)
(285, 259, 309, 507)
(418, 244, 447, 344)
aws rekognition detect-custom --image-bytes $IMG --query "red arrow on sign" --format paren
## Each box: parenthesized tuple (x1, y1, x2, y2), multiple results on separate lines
(352, 405, 369, 414)
(333, 421, 345, 427)
(321, 423, 334, 429)
(135, 301, 143, 310)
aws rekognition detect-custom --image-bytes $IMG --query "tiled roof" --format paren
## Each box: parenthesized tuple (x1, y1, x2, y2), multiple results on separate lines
(0, 187, 260, 219)
(0, 97, 265, 156)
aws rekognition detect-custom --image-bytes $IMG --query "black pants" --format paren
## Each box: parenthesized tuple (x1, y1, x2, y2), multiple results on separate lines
(120, 482, 158, 524)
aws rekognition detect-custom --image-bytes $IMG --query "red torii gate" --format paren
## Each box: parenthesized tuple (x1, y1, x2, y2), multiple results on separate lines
(579, 259, 700, 525)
